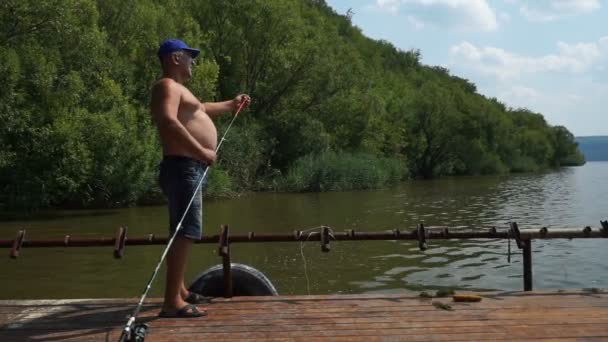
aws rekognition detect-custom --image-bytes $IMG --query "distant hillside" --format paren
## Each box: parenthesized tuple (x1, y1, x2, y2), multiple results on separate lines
(576, 136, 608, 161)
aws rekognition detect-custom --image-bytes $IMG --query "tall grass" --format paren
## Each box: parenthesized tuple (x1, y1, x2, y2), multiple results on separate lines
(206, 167, 234, 198)
(279, 151, 408, 192)
(509, 156, 542, 173)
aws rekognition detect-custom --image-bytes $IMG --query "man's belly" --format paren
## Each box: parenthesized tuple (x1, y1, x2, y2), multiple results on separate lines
(183, 111, 218, 151)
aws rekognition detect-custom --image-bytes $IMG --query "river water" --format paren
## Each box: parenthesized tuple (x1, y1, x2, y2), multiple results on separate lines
(1, 162, 607, 299)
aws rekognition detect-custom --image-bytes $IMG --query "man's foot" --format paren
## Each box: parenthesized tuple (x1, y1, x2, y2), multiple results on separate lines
(184, 292, 212, 304)
(158, 304, 207, 318)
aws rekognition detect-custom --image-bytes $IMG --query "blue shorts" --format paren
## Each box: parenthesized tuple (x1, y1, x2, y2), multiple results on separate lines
(158, 155, 209, 240)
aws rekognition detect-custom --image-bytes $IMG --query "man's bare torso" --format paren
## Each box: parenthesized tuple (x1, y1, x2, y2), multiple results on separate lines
(154, 79, 217, 159)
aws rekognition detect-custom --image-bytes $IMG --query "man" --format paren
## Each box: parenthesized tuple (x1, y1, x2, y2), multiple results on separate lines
(151, 39, 250, 317)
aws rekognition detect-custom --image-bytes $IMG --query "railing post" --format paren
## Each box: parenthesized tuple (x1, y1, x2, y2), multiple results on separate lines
(10, 230, 26, 259)
(113, 226, 128, 259)
(417, 222, 427, 251)
(218, 225, 233, 298)
(523, 239, 533, 291)
(320, 226, 331, 252)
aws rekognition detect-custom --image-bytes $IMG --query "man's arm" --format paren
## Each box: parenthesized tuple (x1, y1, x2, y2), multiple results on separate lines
(203, 94, 250, 117)
(202, 100, 236, 117)
(151, 80, 216, 164)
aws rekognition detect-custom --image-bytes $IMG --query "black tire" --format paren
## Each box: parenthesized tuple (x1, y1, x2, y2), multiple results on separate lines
(188, 263, 278, 297)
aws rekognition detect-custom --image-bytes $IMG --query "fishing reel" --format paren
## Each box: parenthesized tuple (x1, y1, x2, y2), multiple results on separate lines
(118, 324, 149, 342)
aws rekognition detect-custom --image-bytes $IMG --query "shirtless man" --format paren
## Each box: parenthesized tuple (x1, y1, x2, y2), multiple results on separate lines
(151, 39, 250, 317)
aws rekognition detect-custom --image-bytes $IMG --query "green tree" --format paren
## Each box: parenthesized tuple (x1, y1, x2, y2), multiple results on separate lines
(406, 81, 459, 178)
(0, 0, 585, 213)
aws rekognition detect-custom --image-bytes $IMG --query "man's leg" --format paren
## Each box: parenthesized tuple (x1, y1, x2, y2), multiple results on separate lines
(162, 236, 193, 311)
(180, 282, 189, 299)
(159, 156, 206, 313)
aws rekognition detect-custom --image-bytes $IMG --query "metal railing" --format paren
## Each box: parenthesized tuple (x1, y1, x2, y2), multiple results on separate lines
(3, 220, 608, 293)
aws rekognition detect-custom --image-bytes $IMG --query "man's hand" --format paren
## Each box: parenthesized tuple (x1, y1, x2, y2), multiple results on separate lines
(202, 148, 217, 166)
(233, 94, 251, 111)
(204, 94, 251, 117)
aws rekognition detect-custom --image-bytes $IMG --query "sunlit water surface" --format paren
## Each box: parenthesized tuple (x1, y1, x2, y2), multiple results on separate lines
(1, 162, 607, 299)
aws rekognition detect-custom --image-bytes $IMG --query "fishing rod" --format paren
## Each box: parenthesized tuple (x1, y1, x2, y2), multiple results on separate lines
(118, 99, 249, 342)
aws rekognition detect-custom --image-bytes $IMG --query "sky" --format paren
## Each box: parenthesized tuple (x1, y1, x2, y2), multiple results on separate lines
(325, 0, 607, 137)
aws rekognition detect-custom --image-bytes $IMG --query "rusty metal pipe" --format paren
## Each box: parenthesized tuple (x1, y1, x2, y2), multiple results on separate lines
(2, 228, 608, 249)
(523, 239, 533, 291)
(218, 225, 233, 298)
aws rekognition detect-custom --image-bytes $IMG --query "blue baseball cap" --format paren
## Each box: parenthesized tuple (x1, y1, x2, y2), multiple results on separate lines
(157, 39, 200, 58)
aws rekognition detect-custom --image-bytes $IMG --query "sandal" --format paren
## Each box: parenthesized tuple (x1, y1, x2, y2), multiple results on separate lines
(158, 304, 207, 318)
(185, 292, 212, 304)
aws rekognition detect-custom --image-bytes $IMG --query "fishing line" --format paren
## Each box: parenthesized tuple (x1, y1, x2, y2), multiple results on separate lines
(119, 99, 248, 341)
(297, 226, 336, 295)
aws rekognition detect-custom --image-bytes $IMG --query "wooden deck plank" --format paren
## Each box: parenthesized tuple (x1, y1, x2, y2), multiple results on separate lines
(1, 293, 606, 315)
(103, 324, 608, 341)
(2, 300, 607, 319)
(0, 290, 601, 306)
(4, 307, 608, 330)
(104, 325, 608, 342)
(1, 292, 605, 314)
(1, 291, 607, 341)
(6, 318, 608, 334)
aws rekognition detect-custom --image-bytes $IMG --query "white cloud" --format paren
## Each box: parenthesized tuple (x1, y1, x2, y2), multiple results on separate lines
(449, 37, 608, 80)
(499, 85, 581, 108)
(519, 0, 601, 22)
(495, 82, 605, 135)
(406, 15, 426, 30)
(552, 0, 601, 12)
(449, 36, 608, 135)
(498, 11, 512, 23)
(500, 85, 541, 101)
(520, 6, 558, 22)
(376, 0, 400, 14)
(374, 0, 498, 31)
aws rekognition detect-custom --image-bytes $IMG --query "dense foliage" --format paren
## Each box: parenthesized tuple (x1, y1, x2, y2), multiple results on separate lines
(0, 0, 584, 212)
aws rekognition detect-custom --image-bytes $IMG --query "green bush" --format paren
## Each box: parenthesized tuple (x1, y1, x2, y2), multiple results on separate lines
(206, 167, 234, 198)
(280, 151, 407, 192)
(214, 122, 272, 192)
(559, 153, 586, 166)
(478, 153, 508, 175)
(509, 156, 541, 173)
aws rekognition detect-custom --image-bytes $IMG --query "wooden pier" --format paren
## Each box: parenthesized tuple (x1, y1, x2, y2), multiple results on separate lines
(2, 290, 608, 341)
